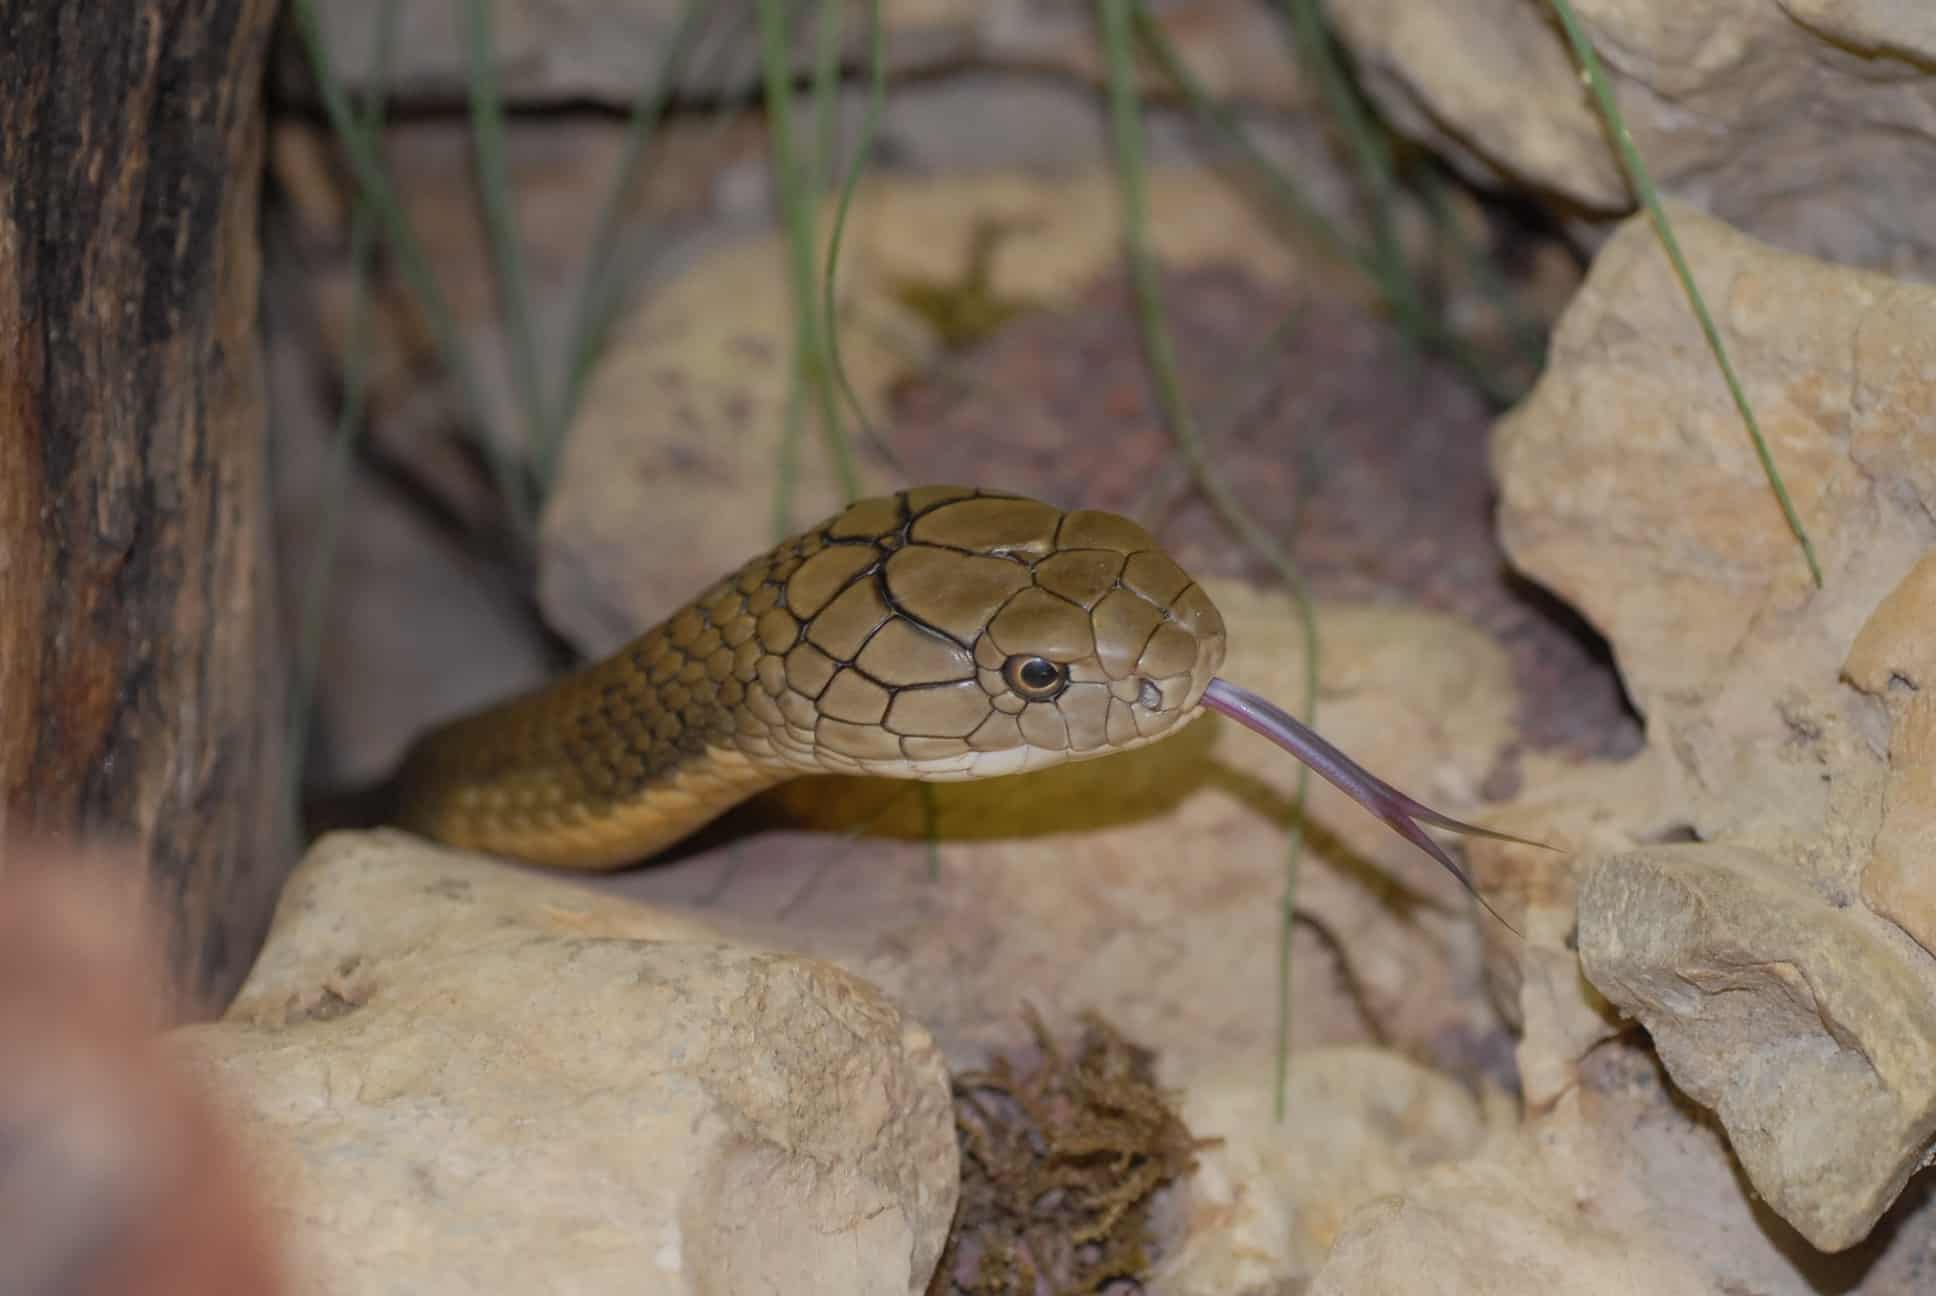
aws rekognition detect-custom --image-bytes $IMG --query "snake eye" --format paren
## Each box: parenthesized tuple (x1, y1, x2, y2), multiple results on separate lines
(1003, 654, 1069, 700)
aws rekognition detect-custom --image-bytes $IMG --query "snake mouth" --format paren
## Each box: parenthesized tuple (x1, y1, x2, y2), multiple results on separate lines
(1199, 677, 1552, 929)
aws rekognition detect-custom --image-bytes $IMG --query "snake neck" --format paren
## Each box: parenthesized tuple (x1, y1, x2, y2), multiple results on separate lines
(394, 555, 796, 870)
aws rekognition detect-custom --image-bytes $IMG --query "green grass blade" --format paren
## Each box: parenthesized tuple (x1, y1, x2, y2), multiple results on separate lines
(1100, 0, 1321, 1122)
(808, 0, 845, 199)
(1133, 2, 1518, 407)
(1273, 0, 1421, 353)
(287, 0, 405, 811)
(758, 0, 862, 518)
(1547, 0, 1822, 587)
(1415, 165, 1547, 382)
(463, 0, 555, 494)
(1128, 302, 1310, 525)
(819, 0, 899, 472)
(550, 0, 719, 473)
(773, 345, 810, 541)
(291, 0, 538, 545)
(558, 5, 777, 452)
(1131, 4, 1351, 263)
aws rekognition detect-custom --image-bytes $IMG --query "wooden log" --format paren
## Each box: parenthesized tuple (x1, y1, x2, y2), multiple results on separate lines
(0, 0, 290, 1017)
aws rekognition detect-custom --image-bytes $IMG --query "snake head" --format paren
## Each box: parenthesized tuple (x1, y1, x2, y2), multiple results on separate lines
(764, 487, 1547, 923)
(752, 486, 1224, 782)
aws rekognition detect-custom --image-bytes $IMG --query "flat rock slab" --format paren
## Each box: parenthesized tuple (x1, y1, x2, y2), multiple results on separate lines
(173, 834, 957, 1296)
(1579, 843, 1936, 1252)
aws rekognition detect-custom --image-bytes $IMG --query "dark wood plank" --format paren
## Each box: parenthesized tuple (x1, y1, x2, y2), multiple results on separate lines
(0, 0, 290, 1017)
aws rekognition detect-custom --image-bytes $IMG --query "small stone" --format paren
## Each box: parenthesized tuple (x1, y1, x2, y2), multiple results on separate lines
(1578, 843, 1936, 1252)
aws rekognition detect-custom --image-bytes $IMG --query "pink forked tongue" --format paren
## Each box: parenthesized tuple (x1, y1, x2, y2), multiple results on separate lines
(1200, 677, 1552, 933)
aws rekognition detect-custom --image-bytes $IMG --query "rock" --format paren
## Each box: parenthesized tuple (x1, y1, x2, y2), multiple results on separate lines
(1843, 552, 1936, 960)
(1326, 0, 1936, 278)
(1494, 206, 1934, 850)
(1464, 753, 1673, 1111)
(172, 833, 957, 1296)
(1492, 206, 1936, 1249)
(1152, 1046, 1495, 1293)
(282, 0, 1312, 112)
(1578, 844, 1936, 1252)
(1307, 1155, 1715, 1296)
(0, 840, 291, 1296)
(1304, 1038, 1936, 1294)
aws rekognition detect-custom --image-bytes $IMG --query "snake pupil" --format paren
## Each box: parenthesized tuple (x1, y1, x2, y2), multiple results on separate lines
(1004, 655, 1068, 699)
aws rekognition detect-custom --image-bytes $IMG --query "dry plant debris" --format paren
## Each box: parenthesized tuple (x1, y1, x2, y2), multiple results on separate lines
(934, 1007, 1213, 1295)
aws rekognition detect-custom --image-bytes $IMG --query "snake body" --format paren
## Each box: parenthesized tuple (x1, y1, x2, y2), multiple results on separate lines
(397, 486, 1226, 870)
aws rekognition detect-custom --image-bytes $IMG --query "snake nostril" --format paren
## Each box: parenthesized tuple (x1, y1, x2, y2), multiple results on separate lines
(1138, 679, 1162, 711)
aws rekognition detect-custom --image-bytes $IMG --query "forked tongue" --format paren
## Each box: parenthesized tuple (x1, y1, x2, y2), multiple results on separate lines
(1200, 677, 1551, 934)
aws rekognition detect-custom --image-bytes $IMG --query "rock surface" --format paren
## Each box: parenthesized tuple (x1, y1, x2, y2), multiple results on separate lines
(1153, 1047, 1497, 1293)
(1844, 552, 1936, 960)
(1305, 1039, 1936, 1295)
(173, 834, 957, 1296)
(285, 0, 1312, 111)
(1327, 0, 1936, 278)
(1580, 845, 1936, 1252)
(1493, 206, 1936, 1250)
(1308, 1156, 1715, 1296)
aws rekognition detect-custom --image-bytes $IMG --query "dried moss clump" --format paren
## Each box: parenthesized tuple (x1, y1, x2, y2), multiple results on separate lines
(932, 1007, 1212, 1295)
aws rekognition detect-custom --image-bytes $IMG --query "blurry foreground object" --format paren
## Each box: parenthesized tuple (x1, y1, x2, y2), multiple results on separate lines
(0, 838, 288, 1296)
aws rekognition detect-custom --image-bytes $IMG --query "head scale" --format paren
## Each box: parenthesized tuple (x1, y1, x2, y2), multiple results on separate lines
(763, 486, 1225, 781)
(759, 486, 1548, 932)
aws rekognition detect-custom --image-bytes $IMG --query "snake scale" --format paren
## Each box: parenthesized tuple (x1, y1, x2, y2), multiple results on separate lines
(396, 486, 1538, 898)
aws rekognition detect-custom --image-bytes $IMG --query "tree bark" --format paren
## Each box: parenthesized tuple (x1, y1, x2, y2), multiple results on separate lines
(0, 1, 289, 1017)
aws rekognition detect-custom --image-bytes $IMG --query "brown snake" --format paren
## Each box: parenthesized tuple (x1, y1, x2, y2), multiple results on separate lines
(396, 486, 1540, 904)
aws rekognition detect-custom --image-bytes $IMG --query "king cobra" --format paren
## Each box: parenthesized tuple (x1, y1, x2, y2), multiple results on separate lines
(396, 486, 1539, 899)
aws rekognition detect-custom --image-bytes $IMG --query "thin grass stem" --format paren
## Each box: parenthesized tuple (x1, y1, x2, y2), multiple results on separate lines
(758, 0, 863, 527)
(551, 0, 721, 466)
(463, 0, 554, 494)
(1547, 0, 1822, 586)
(287, 0, 405, 810)
(1132, 3, 1517, 406)
(820, 0, 899, 472)
(1100, 0, 1321, 1121)
(291, 0, 538, 544)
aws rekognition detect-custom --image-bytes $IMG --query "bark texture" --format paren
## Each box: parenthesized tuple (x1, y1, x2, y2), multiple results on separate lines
(0, 0, 289, 1016)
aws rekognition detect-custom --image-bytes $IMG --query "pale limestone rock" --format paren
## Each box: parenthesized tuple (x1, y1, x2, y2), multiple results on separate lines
(1494, 207, 1935, 855)
(1464, 755, 1671, 1111)
(1326, 0, 1936, 278)
(1152, 1047, 1495, 1293)
(1843, 552, 1936, 959)
(1578, 844, 1936, 1252)
(1491, 207, 1936, 1250)
(1306, 1160, 1714, 1296)
(173, 833, 957, 1296)
(1304, 1040, 1936, 1295)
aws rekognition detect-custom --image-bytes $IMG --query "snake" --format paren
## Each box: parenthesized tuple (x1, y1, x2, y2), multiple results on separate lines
(395, 486, 1539, 902)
